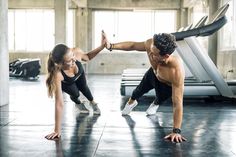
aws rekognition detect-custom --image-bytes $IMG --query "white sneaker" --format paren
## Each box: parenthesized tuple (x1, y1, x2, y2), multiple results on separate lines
(90, 102, 101, 115)
(122, 100, 138, 115)
(146, 102, 159, 115)
(75, 102, 90, 114)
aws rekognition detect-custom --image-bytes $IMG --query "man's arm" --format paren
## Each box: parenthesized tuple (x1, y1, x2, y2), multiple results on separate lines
(164, 68, 186, 143)
(111, 41, 146, 51)
(171, 82, 184, 129)
(104, 30, 150, 52)
(171, 62, 185, 130)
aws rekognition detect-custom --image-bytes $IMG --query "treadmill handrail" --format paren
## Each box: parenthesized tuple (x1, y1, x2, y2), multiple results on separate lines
(172, 3, 229, 40)
(172, 16, 227, 41)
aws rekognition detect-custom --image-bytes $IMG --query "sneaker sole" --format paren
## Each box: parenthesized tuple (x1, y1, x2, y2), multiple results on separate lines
(146, 112, 156, 116)
(79, 110, 89, 114)
(93, 111, 101, 115)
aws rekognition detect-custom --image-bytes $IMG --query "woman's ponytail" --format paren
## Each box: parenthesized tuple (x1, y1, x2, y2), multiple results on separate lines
(46, 54, 56, 98)
(46, 44, 69, 97)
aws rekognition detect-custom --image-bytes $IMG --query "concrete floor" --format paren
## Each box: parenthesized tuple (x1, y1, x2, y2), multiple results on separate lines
(1, 74, 236, 157)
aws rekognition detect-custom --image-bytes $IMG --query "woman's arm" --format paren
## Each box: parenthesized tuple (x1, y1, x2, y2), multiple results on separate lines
(45, 72, 64, 140)
(84, 45, 105, 61)
(73, 31, 106, 62)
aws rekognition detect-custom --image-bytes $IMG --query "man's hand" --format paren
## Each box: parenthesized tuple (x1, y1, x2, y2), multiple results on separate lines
(164, 133, 186, 143)
(45, 132, 61, 140)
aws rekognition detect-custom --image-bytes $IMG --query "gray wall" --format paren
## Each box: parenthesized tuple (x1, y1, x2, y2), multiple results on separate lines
(88, 51, 149, 74)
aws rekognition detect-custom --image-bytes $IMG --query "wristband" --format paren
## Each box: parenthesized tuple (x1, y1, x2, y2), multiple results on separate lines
(108, 43, 113, 51)
(172, 128, 181, 134)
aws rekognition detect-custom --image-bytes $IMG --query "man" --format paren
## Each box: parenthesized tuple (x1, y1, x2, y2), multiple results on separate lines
(104, 32, 186, 143)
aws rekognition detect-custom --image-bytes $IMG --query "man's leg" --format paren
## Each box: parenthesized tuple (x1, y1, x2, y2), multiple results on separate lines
(122, 68, 155, 115)
(146, 79, 172, 115)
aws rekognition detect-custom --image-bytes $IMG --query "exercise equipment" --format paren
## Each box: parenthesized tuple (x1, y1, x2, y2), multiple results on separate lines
(9, 58, 41, 80)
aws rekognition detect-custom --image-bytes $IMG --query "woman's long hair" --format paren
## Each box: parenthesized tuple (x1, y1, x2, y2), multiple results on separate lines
(46, 44, 69, 97)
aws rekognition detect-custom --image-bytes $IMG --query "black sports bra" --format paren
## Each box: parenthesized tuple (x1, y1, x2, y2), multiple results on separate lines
(61, 60, 84, 84)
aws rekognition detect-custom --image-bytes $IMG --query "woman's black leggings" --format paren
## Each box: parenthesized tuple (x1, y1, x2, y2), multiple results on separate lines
(131, 67, 172, 105)
(61, 72, 93, 104)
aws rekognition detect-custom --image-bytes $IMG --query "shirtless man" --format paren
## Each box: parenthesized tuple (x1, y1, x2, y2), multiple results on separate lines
(104, 32, 186, 143)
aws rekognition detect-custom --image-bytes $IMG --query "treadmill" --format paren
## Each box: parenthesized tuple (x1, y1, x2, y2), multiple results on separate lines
(120, 3, 236, 98)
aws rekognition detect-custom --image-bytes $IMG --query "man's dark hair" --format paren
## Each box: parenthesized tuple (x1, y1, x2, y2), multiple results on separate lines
(153, 33, 177, 56)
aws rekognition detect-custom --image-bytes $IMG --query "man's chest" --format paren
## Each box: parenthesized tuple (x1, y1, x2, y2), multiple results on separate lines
(153, 65, 173, 85)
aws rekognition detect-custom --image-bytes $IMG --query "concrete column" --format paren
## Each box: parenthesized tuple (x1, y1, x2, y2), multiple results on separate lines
(177, 0, 188, 29)
(208, 0, 218, 64)
(75, 7, 92, 51)
(54, 0, 68, 44)
(0, 0, 9, 106)
(178, 8, 188, 30)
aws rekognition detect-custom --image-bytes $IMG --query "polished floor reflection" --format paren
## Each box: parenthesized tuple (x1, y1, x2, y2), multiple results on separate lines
(1, 75, 236, 157)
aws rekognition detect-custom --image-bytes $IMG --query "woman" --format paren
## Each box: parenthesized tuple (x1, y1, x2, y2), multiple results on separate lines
(45, 31, 106, 140)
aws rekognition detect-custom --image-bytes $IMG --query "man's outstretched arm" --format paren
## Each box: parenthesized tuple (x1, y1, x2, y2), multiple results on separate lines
(109, 41, 146, 51)
(103, 31, 148, 51)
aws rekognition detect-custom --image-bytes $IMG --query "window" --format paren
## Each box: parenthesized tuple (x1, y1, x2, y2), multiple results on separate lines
(14, 10, 27, 51)
(117, 11, 153, 42)
(8, 9, 54, 52)
(93, 10, 177, 49)
(8, 9, 75, 52)
(93, 11, 116, 48)
(67, 9, 76, 48)
(190, 3, 209, 52)
(219, 0, 236, 50)
(8, 11, 15, 50)
(154, 10, 177, 33)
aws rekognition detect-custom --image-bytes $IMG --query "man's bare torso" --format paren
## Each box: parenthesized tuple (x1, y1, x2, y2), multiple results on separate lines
(145, 39, 184, 86)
